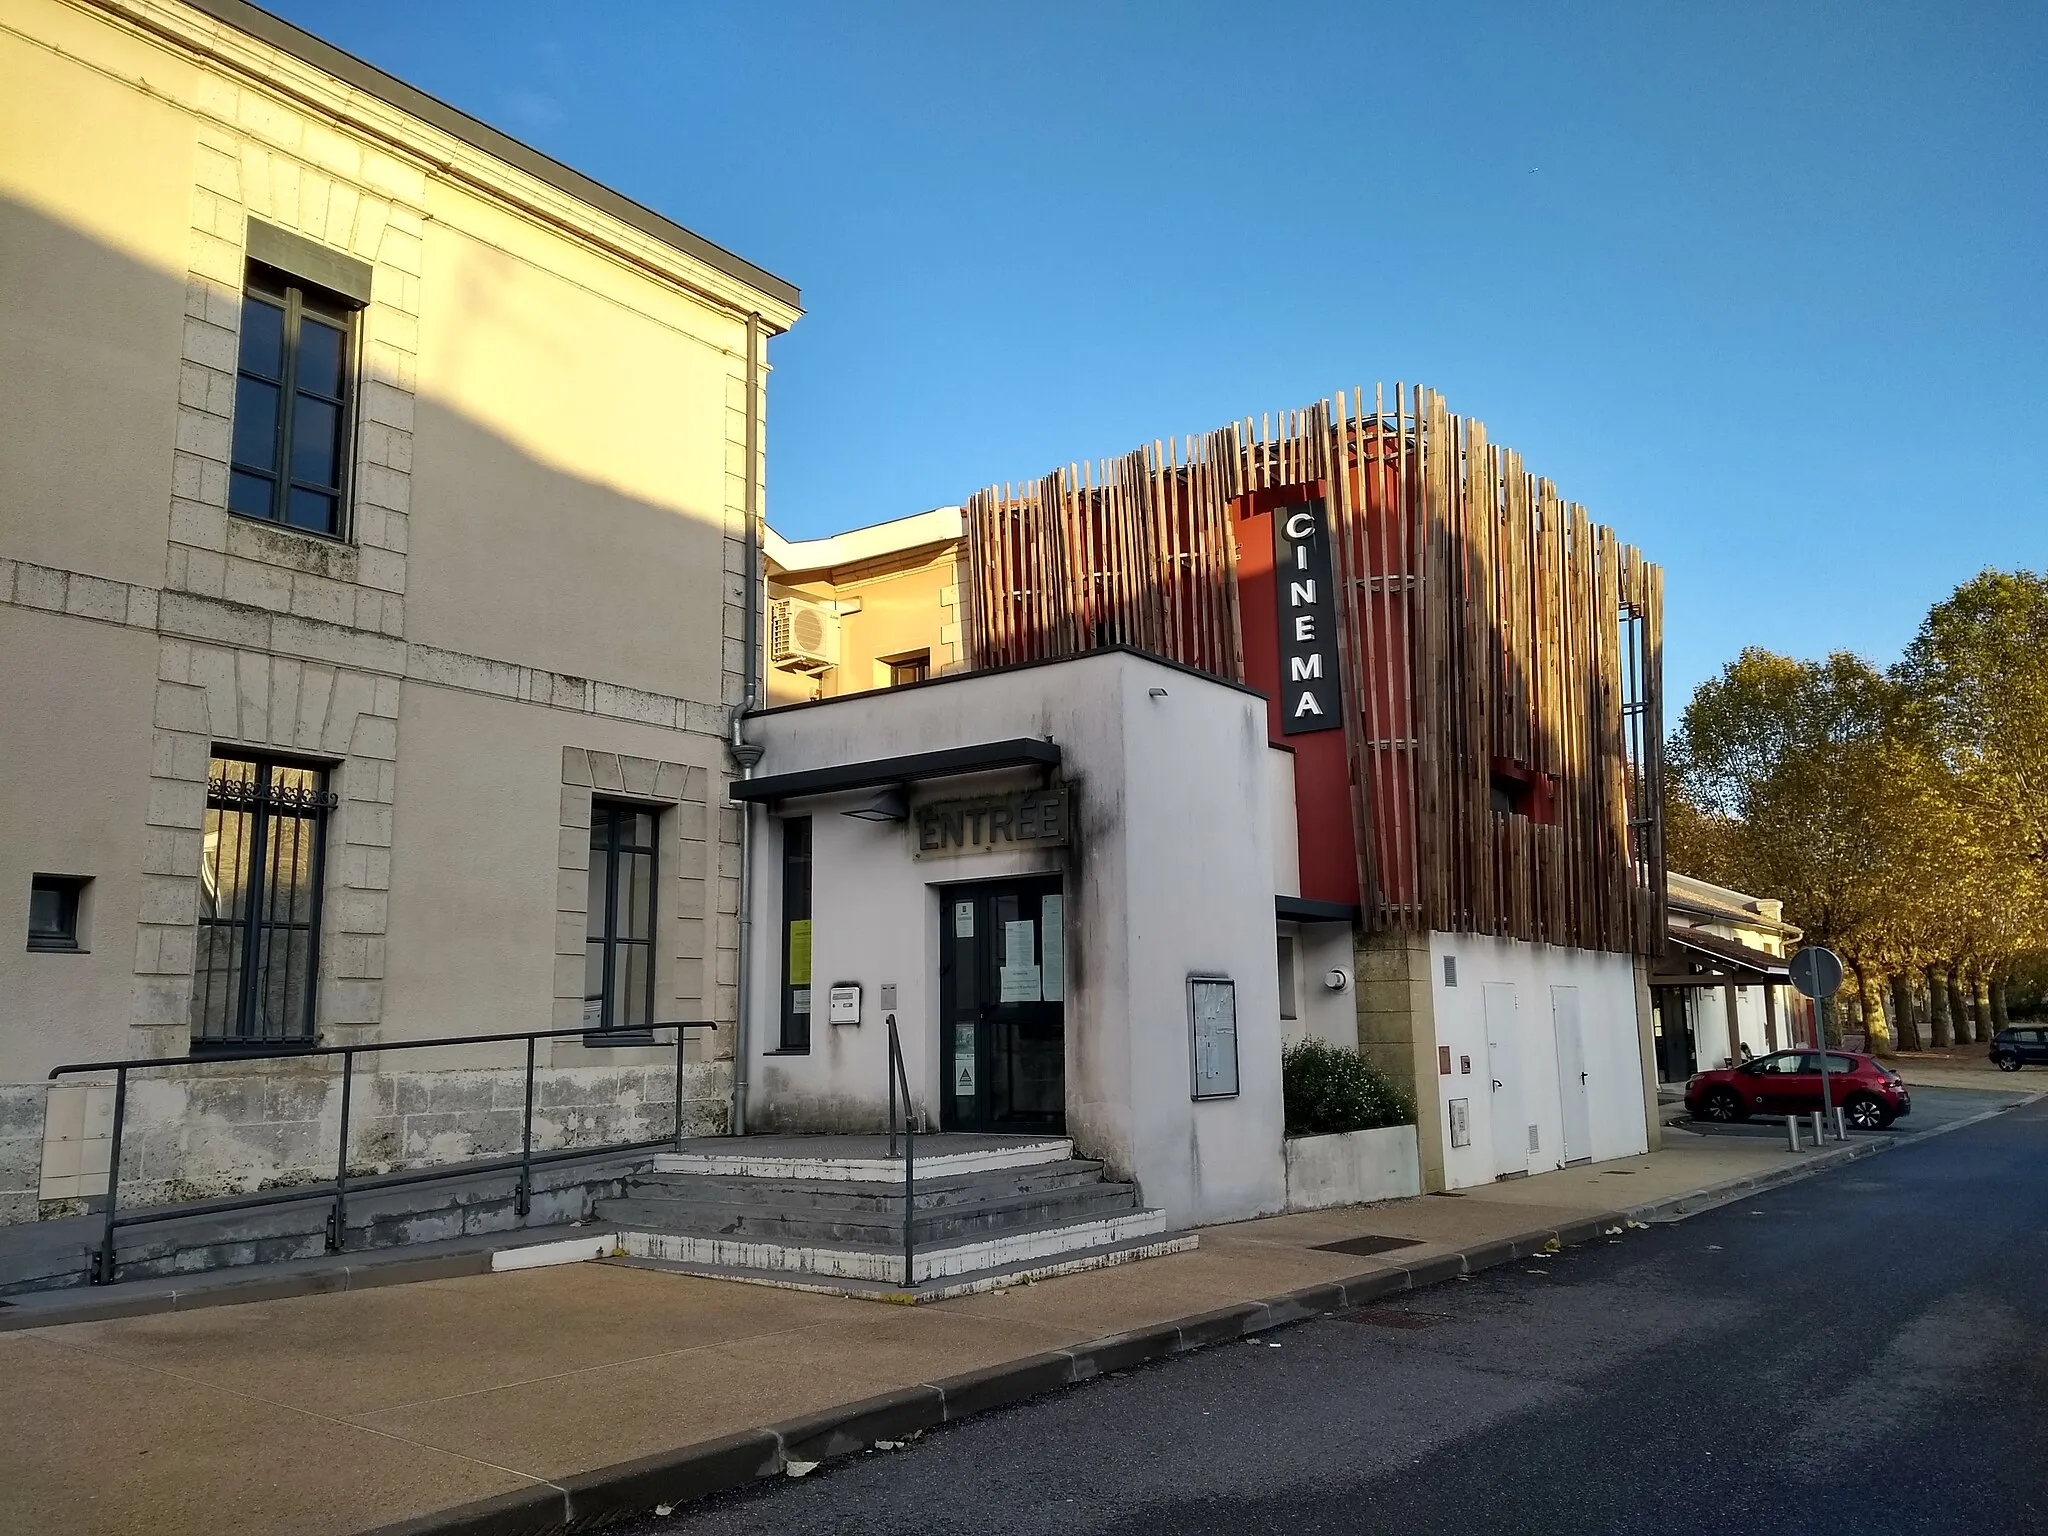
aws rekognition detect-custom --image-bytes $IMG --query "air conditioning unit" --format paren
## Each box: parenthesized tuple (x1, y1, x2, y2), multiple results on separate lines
(770, 596, 839, 671)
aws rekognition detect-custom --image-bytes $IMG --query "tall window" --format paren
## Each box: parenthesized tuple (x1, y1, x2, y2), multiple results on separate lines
(192, 755, 333, 1047)
(586, 804, 658, 1035)
(229, 263, 355, 537)
(779, 816, 813, 1051)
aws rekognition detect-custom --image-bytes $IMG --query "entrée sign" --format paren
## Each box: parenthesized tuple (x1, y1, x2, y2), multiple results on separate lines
(1273, 499, 1342, 734)
(913, 786, 1070, 859)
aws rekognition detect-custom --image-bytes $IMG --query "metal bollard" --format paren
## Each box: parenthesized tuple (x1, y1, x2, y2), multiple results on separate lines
(1786, 1114, 1803, 1151)
(1812, 1111, 1825, 1144)
(1835, 1107, 1849, 1141)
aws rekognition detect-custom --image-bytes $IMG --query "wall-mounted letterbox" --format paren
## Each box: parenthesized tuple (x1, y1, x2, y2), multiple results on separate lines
(828, 983, 861, 1025)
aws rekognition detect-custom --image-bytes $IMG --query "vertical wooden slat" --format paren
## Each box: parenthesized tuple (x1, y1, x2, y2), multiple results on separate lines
(957, 385, 1665, 958)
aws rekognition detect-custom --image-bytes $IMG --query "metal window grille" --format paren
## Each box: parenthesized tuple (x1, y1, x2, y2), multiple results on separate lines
(586, 803, 659, 1034)
(228, 262, 357, 538)
(191, 755, 335, 1046)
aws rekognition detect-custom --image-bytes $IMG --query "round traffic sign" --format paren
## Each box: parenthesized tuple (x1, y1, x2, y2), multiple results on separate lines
(1788, 946, 1845, 1000)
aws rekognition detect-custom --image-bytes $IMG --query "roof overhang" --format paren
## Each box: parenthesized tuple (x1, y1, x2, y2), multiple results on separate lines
(1276, 895, 1360, 924)
(729, 738, 1060, 805)
(1649, 926, 1792, 988)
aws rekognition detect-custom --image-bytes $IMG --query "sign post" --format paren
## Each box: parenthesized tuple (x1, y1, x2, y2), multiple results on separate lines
(1788, 946, 1846, 1138)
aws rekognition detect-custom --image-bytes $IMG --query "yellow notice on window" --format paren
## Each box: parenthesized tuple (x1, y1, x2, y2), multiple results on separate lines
(787, 919, 812, 986)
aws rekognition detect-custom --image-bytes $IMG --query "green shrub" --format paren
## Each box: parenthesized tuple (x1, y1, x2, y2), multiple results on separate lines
(1281, 1039, 1414, 1136)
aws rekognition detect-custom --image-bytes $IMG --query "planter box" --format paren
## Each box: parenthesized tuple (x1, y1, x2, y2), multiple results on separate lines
(1283, 1124, 1420, 1211)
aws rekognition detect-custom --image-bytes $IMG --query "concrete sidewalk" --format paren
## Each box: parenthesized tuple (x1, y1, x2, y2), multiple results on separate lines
(0, 1114, 2022, 1536)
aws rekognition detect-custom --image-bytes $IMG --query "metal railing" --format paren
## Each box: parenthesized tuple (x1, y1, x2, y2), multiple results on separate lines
(884, 1015, 916, 1288)
(48, 1022, 715, 1286)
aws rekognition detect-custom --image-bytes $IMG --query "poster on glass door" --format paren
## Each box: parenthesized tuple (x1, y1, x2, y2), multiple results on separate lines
(999, 919, 1041, 1002)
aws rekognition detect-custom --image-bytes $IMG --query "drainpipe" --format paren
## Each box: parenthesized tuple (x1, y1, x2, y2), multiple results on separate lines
(729, 312, 764, 1136)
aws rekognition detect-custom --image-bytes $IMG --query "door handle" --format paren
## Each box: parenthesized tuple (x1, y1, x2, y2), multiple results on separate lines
(1580, 1072, 1588, 1084)
(1491, 1079, 1503, 1090)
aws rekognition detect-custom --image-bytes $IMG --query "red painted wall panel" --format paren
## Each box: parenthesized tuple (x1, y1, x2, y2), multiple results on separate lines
(1235, 490, 1360, 908)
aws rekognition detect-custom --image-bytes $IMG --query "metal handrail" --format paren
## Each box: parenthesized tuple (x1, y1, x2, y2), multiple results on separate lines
(884, 1015, 915, 1288)
(48, 1021, 717, 1286)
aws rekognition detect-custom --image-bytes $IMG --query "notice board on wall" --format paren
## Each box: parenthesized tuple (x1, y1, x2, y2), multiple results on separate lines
(1188, 976, 1239, 1100)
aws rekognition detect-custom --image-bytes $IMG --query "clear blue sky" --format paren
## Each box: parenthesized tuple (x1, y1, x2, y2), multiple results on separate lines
(271, 0, 2044, 706)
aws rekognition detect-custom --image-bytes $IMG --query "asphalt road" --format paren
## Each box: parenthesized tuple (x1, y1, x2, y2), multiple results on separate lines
(623, 1095, 2048, 1536)
(1673, 1082, 2030, 1142)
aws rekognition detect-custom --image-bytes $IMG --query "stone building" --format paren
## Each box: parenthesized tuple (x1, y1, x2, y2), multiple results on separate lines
(0, 0, 798, 1220)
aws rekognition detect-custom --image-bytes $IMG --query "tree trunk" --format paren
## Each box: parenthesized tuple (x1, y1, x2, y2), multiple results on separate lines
(1855, 964, 1893, 1055)
(1924, 966, 1952, 1048)
(1891, 972, 1922, 1053)
(1949, 968, 1976, 1046)
(1991, 974, 2011, 1032)
(1974, 972, 1995, 1041)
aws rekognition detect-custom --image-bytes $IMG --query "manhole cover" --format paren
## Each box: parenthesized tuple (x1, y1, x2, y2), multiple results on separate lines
(1313, 1233, 1424, 1257)
(1344, 1307, 1450, 1330)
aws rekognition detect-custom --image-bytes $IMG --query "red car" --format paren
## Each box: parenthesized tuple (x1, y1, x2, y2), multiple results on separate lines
(1686, 1050, 1911, 1131)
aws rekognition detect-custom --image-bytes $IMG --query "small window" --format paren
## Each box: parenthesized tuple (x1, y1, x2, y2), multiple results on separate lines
(1276, 934, 1298, 1020)
(27, 875, 88, 951)
(887, 652, 931, 688)
(586, 803, 659, 1036)
(779, 816, 813, 1051)
(229, 262, 357, 538)
(1488, 759, 1558, 825)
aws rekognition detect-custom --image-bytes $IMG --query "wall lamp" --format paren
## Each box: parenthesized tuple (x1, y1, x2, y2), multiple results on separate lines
(843, 786, 910, 823)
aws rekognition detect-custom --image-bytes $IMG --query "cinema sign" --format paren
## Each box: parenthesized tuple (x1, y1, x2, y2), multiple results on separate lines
(1273, 500, 1342, 734)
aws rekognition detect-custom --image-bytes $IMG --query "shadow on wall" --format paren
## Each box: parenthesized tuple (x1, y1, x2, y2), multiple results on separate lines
(0, 193, 754, 1218)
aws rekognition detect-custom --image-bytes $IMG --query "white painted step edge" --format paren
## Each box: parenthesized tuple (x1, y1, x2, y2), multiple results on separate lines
(489, 1232, 619, 1272)
(619, 1233, 1202, 1303)
(618, 1208, 1171, 1284)
(649, 1138, 1074, 1183)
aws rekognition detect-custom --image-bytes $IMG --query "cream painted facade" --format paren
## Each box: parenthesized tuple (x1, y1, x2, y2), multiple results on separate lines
(0, 0, 798, 1218)
(1660, 871, 1803, 1079)
(762, 509, 967, 707)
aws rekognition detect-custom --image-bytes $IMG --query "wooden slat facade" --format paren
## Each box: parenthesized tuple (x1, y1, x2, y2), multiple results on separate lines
(960, 388, 1666, 958)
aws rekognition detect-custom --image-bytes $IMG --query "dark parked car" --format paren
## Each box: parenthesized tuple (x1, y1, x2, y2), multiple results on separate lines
(1991, 1027, 2048, 1071)
(1686, 1050, 1911, 1130)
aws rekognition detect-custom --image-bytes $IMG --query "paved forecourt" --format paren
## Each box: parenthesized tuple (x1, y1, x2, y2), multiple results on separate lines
(0, 1098, 2032, 1536)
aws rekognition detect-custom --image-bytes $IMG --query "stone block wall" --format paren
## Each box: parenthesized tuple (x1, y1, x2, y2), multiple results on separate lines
(1352, 928, 1444, 1194)
(23, 1058, 732, 1219)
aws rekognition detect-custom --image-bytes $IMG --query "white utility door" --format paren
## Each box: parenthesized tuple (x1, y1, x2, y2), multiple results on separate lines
(1551, 985, 1593, 1165)
(1482, 983, 1529, 1178)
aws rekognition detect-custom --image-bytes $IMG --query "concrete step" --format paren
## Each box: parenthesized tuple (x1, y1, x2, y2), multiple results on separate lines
(651, 1135, 1073, 1183)
(619, 1159, 1110, 1211)
(593, 1177, 1141, 1247)
(615, 1205, 1176, 1286)
(605, 1228, 1201, 1302)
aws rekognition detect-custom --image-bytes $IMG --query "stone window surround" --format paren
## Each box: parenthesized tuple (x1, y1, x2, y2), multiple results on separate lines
(557, 748, 727, 1069)
(1, 560, 742, 1058)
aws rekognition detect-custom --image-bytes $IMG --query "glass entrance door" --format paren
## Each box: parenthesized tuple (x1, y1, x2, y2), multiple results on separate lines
(939, 877, 1066, 1133)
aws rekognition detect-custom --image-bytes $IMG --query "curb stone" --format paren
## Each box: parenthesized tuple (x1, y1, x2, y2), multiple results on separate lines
(346, 1214, 1652, 1535)
(351, 1092, 2044, 1535)
(1630, 1090, 2043, 1223)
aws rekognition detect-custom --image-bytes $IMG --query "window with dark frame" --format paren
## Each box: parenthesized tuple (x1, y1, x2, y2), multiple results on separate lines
(586, 803, 658, 1036)
(1275, 933, 1298, 1020)
(191, 755, 333, 1046)
(27, 875, 87, 952)
(778, 816, 813, 1051)
(887, 652, 931, 687)
(229, 262, 357, 537)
